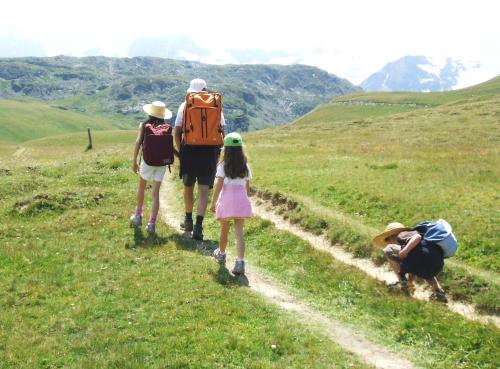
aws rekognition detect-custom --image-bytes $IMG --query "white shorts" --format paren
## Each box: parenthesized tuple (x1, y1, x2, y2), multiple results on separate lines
(140, 162, 167, 182)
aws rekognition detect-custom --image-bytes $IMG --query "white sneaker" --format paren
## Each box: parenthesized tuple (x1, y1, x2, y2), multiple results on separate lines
(130, 214, 142, 227)
(213, 248, 226, 264)
(146, 223, 156, 234)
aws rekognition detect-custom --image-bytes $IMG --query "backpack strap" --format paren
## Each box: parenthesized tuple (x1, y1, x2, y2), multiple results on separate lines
(182, 99, 187, 136)
(410, 221, 431, 236)
(138, 122, 147, 165)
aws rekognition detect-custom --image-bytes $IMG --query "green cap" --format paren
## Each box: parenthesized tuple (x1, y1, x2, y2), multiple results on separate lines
(223, 132, 243, 147)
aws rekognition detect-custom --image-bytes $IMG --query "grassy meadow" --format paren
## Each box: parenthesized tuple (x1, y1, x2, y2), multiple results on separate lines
(335, 76, 500, 105)
(167, 168, 500, 369)
(0, 132, 373, 369)
(245, 77, 500, 312)
(1, 76, 499, 368)
(0, 99, 134, 143)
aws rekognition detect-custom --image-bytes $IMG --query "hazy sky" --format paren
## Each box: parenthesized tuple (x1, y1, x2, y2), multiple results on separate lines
(1, 0, 499, 84)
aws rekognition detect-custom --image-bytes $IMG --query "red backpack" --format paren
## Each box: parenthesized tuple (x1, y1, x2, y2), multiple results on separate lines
(141, 122, 174, 167)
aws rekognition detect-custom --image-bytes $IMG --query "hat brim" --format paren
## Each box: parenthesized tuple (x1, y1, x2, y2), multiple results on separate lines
(224, 142, 243, 147)
(187, 87, 204, 93)
(372, 227, 409, 248)
(143, 104, 173, 120)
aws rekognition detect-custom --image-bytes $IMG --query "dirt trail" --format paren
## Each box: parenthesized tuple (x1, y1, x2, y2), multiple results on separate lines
(290, 194, 500, 287)
(159, 178, 417, 369)
(13, 146, 27, 158)
(251, 199, 500, 328)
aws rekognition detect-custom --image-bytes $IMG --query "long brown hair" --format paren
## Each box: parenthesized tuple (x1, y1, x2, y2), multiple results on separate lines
(223, 146, 249, 179)
(146, 115, 166, 126)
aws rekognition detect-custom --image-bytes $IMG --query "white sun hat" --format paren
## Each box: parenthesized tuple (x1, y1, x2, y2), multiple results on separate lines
(187, 78, 207, 93)
(142, 101, 173, 119)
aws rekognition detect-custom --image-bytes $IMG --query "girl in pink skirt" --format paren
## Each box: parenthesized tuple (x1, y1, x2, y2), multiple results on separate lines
(209, 132, 252, 275)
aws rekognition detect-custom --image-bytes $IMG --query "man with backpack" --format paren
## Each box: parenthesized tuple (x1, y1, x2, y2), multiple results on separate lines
(174, 79, 225, 240)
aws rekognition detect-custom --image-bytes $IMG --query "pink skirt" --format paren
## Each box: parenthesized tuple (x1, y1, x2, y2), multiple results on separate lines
(216, 184, 252, 220)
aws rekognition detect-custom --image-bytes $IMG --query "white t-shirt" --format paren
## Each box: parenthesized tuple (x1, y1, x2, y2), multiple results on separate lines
(174, 102, 226, 128)
(216, 162, 252, 185)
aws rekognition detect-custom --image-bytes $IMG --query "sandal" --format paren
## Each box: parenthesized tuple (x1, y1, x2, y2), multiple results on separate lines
(387, 280, 410, 295)
(430, 289, 448, 303)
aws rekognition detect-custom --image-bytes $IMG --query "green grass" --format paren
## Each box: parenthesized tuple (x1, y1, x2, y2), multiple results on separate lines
(2, 76, 500, 368)
(0, 98, 134, 143)
(0, 143, 16, 158)
(242, 219, 500, 369)
(167, 179, 500, 369)
(294, 102, 422, 126)
(244, 79, 500, 313)
(0, 132, 371, 369)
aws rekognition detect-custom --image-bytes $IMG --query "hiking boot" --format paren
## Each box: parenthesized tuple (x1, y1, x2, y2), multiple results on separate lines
(232, 260, 245, 275)
(430, 289, 448, 303)
(180, 218, 193, 232)
(130, 214, 142, 227)
(192, 224, 203, 240)
(387, 280, 410, 295)
(146, 222, 156, 234)
(213, 248, 226, 264)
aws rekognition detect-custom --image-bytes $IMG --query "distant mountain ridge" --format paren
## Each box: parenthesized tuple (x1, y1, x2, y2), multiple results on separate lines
(0, 56, 360, 131)
(361, 55, 487, 92)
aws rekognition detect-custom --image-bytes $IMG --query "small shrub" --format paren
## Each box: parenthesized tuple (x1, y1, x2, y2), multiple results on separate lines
(13, 191, 105, 216)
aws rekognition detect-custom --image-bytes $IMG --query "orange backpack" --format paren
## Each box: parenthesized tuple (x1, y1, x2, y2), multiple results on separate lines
(183, 92, 223, 146)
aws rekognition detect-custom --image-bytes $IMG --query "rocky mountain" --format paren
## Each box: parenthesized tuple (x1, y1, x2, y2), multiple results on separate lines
(0, 56, 360, 131)
(361, 55, 487, 92)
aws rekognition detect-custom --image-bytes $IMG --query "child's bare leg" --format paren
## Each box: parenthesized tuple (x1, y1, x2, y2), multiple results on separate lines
(136, 177, 147, 212)
(386, 257, 403, 278)
(219, 220, 230, 253)
(386, 257, 400, 274)
(407, 274, 415, 292)
(149, 181, 162, 223)
(234, 219, 245, 260)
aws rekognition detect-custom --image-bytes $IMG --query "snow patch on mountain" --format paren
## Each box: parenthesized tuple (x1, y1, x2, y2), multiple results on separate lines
(418, 63, 442, 77)
(361, 55, 497, 92)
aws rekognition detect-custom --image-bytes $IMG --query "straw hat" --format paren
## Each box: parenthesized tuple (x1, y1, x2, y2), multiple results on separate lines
(143, 101, 172, 119)
(187, 78, 207, 93)
(372, 222, 409, 247)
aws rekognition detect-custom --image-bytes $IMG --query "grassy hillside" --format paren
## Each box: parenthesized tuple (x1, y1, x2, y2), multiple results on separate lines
(0, 56, 360, 132)
(336, 75, 500, 105)
(245, 77, 500, 311)
(0, 132, 373, 369)
(0, 99, 134, 143)
(1, 131, 499, 369)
